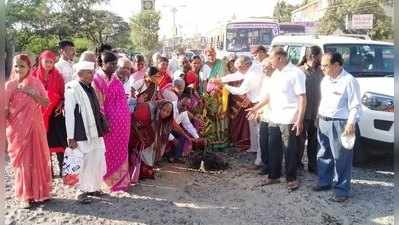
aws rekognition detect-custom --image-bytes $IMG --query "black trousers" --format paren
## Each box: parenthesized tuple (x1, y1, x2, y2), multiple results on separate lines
(268, 123, 299, 182)
(297, 119, 318, 170)
(259, 121, 269, 172)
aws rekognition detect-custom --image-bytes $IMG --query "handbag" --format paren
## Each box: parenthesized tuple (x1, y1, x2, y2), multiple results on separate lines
(62, 147, 83, 186)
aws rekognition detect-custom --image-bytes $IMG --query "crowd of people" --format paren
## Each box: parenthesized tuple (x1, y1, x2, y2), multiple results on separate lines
(5, 40, 361, 209)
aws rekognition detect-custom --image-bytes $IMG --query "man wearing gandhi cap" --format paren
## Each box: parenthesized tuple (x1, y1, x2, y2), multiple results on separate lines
(64, 61, 108, 204)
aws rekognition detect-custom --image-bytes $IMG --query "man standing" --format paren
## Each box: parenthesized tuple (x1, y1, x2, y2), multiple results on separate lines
(247, 48, 306, 191)
(313, 52, 361, 202)
(297, 46, 324, 173)
(55, 40, 76, 83)
(219, 55, 263, 165)
(257, 57, 275, 175)
(64, 61, 107, 204)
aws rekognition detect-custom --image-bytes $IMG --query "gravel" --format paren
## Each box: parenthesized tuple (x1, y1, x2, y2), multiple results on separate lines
(5, 150, 393, 225)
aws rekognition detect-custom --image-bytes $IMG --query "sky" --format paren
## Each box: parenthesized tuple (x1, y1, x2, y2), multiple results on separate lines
(104, 0, 303, 38)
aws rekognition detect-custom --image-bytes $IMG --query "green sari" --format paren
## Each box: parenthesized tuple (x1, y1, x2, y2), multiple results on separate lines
(203, 59, 229, 149)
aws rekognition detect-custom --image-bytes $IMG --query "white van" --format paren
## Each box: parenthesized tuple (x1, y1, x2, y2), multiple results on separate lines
(271, 35, 394, 163)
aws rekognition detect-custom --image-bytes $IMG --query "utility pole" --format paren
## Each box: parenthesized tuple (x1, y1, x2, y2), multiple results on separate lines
(162, 4, 186, 51)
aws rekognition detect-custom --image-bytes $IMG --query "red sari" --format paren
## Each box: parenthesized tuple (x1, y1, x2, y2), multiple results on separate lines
(128, 101, 173, 183)
(32, 56, 66, 153)
(6, 75, 52, 202)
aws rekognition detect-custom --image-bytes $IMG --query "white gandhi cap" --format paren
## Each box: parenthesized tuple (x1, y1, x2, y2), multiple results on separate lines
(73, 61, 95, 76)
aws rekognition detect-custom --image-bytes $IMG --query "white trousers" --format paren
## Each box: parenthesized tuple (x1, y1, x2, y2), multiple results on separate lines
(248, 119, 262, 165)
(77, 138, 106, 193)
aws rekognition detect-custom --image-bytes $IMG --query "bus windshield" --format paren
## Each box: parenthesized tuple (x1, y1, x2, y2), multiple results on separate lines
(226, 23, 279, 52)
(324, 44, 394, 77)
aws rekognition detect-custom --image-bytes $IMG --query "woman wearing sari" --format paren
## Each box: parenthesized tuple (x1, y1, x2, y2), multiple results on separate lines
(93, 51, 131, 192)
(157, 57, 174, 97)
(220, 58, 251, 151)
(204, 47, 229, 149)
(31, 50, 67, 177)
(6, 54, 51, 209)
(128, 100, 179, 183)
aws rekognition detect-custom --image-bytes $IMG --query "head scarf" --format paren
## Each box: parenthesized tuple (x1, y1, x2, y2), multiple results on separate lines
(31, 50, 64, 131)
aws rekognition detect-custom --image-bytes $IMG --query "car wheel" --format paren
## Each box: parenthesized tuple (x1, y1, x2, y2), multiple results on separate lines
(353, 124, 369, 166)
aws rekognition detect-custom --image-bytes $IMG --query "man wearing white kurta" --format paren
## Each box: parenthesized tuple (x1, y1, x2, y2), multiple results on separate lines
(220, 55, 264, 166)
(64, 61, 107, 204)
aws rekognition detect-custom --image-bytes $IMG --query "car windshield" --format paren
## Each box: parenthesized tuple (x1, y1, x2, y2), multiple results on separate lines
(324, 44, 394, 77)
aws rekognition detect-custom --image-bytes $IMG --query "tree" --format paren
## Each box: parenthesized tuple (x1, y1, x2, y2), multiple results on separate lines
(130, 10, 161, 60)
(78, 10, 130, 47)
(319, 0, 393, 40)
(273, 1, 297, 22)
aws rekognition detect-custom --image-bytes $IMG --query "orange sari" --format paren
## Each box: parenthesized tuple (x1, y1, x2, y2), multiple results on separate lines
(6, 75, 52, 202)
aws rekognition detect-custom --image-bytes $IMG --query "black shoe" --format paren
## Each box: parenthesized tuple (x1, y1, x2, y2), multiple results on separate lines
(258, 170, 269, 175)
(329, 196, 349, 203)
(308, 167, 316, 174)
(312, 185, 332, 192)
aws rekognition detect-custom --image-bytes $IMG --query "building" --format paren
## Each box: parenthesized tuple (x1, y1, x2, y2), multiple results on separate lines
(291, 0, 393, 33)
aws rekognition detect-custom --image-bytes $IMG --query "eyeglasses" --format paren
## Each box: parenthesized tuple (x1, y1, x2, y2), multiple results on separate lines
(321, 64, 330, 68)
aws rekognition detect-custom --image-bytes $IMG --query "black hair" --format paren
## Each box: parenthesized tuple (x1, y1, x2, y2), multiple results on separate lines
(324, 51, 344, 66)
(255, 45, 267, 53)
(181, 87, 193, 98)
(135, 54, 145, 63)
(59, 40, 74, 50)
(159, 56, 169, 64)
(97, 51, 117, 67)
(298, 45, 322, 66)
(96, 44, 112, 56)
(146, 66, 159, 77)
(191, 55, 201, 62)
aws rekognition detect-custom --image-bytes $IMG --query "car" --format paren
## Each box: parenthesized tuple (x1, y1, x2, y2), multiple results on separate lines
(271, 34, 394, 165)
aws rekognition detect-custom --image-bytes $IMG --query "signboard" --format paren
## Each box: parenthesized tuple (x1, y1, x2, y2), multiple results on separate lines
(142, 0, 155, 11)
(351, 14, 374, 29)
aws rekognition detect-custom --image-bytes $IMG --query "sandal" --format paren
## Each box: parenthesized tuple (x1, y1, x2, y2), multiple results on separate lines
(20, 201, 33, 209)
(287, 180, 299, 192)
(87, 191, 106, 197)
(77, 193, 92, 204)
(261, 178, 281, 186)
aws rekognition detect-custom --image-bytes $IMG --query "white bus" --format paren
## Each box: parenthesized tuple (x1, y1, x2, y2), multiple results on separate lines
(207, 18, 280, 59)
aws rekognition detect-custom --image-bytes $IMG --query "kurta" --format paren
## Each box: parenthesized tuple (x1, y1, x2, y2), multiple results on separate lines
(64, 80, 107, 192)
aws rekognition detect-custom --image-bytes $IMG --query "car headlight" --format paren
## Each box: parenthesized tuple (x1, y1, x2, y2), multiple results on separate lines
(361, 92, 394, 112)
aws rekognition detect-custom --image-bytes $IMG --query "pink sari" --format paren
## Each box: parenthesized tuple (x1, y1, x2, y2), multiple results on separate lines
(6, 75, 52, 202)
(93, 72, 131, 191)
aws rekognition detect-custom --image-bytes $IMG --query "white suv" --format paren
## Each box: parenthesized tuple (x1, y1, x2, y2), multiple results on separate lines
(271, 35, 394, 163)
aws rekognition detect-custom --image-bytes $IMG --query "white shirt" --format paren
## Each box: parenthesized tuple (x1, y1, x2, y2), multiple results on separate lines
(222, 69, 264, 103)
(55, 58, 74, 83)
(122, 79, 131, 96)
(199, 64, 211, 81)
(318, 69, 361, 124)
(173, 69, 184, 80)
(266, 63, 306, 124)
(259, 76, 271, 122)
(172, 101, 200, 139)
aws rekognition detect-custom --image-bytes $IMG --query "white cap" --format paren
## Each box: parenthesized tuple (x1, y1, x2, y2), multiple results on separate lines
(341, 133, 356, 150)
(73, 61, 95, 76)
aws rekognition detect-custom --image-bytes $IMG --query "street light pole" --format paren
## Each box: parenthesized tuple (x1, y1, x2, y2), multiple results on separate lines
(162, 4, 186, 51)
